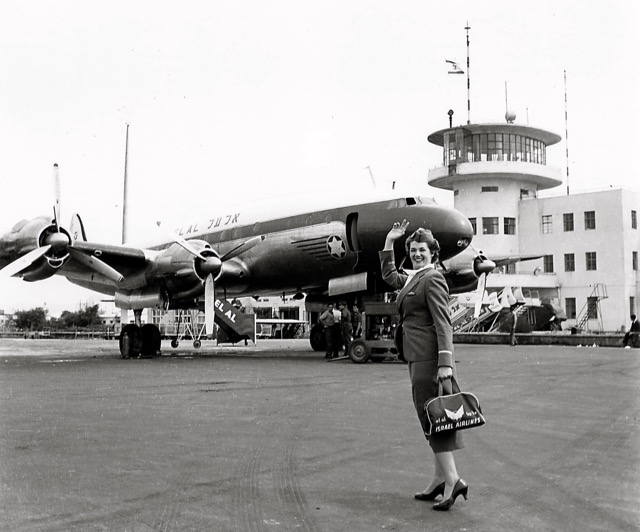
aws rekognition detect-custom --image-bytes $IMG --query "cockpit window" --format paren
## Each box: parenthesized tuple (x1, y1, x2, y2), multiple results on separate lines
(406, 197, 417, 205)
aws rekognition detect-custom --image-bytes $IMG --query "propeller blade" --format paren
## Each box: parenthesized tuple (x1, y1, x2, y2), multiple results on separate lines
(0, 245, 51, 278)
(205, 274, 215, 339)
(68, 248, 124, 283)
(474, 272, 486, 319)
(156, 221, 207, 260)
(220, 235, 265, 261)
(53, 164, 61, 231)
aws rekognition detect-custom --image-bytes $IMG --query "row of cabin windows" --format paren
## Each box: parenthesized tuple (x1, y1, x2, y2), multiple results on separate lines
(453, 187, 533, 197)
(543, 210, 637, 233)
(469, 217, 516, 235)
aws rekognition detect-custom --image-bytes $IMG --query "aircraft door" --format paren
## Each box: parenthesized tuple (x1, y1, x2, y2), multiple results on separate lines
(346, 212, 361, 252)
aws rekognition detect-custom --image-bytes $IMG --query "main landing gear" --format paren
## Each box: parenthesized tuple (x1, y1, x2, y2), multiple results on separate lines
(119, 310, 162, 359)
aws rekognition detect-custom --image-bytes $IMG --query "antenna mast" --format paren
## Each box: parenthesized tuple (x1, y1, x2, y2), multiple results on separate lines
(564, 71, 570, 195)
(121, 123, 130, 244)
(465, 22, 471, 125)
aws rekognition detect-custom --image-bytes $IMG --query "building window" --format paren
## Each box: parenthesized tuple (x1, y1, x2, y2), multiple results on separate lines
(565, 297, 576, 319)
(482, 217, 499, 235)
(584, 211, 596, 230)
(587, 296, 599, 319)
(633, 251, 638, 271)
(504, 217, 516, 235)
(564, 253, 575, 272)
(543, 255, 554, 273)
(586, 251, 597, 271)
(542, 215, 553, 234)
(520, 189, 529, 198)
(454, 189, 459, 196)
(563, 213, 574, 232)
(631, 297, 636, 317)
(481, 186, 499, 192)
(632, 210, 637, 229)
(469, 217, 477, 235)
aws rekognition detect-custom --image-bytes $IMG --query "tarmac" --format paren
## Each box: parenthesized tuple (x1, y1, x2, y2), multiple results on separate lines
(0, 338, 638, 532)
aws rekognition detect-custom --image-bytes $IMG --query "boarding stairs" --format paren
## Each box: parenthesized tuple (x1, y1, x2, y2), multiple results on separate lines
(173, 299, 256, 347)
(575, 284, 608, 332)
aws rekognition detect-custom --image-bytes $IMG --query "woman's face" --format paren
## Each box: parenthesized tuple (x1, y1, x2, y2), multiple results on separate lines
(409, 241, 432, 267)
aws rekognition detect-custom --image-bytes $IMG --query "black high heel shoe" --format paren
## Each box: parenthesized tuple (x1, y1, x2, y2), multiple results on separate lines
(432, 478, 468, 511)
(414, 482, 445, 501)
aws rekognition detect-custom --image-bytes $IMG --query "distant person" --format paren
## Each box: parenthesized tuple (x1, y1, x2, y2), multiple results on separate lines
(352, 305, 362, 339)
(319, 303, 339, 358)
(509, 306, 518, 346)
(338, 301, 352, 354)
(623, 314, 640, 348)
(231, 299, 244, 313)
(380, 220, 468, 511)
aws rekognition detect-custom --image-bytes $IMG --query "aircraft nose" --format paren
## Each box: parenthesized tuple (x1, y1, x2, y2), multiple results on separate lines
(430, 206, 474, 261)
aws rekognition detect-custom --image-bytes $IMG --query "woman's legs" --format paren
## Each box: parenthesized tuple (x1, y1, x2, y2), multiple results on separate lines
(434, 451, 460, 499)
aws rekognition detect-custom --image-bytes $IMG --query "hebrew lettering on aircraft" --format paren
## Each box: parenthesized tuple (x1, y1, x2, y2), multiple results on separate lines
(175, 213, 241, 235)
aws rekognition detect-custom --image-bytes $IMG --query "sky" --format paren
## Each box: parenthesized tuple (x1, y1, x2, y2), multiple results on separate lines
(1, 0, 638, 316)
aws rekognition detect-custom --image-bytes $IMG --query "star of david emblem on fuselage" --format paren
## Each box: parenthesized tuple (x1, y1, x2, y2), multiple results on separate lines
(326, 235, 347, 259)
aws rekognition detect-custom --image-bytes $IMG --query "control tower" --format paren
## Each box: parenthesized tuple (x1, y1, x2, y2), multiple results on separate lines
(427, 117, 563, 260)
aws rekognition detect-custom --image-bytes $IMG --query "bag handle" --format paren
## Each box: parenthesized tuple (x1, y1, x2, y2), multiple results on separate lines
(437, 375, 461, 396)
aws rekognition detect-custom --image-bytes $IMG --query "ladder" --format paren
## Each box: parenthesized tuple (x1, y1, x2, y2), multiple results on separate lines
(575, 284, 608, 332)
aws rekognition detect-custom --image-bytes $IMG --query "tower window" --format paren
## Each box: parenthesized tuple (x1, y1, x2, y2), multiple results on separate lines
(632, 210, 637, 229)
(504, 217, 516, 235)
(542, 215, 553, 234)
(564, 253, 575, 272)
(586, 252, 597, 271)
(584, 211, 596, 230)
(481, 186, 499, 192)
(482, 217, 499, 235)
(469, 218, 477, 235)
(563, 213, 574, 232)
(543, 255, 554, 273)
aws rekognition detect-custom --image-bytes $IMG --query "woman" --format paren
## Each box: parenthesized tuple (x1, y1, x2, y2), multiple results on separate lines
(379, 220, 468, 511)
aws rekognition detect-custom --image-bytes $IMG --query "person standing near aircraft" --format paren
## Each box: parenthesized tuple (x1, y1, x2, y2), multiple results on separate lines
(351, 304, 362, 339)
(338, 301, 352, 354)
(319, 303, 339, 358)
(623, 314, 640, 348)
(380, 220, 468, 511)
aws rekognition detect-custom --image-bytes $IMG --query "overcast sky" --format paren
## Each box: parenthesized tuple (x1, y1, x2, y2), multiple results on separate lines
(1, 0, 638, 316)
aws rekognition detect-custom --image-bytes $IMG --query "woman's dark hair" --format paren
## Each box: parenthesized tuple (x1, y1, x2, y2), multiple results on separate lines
(405, 228, 440, 263)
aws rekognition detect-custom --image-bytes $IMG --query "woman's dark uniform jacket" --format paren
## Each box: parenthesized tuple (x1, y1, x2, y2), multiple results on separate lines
(379, 249, 463, 452)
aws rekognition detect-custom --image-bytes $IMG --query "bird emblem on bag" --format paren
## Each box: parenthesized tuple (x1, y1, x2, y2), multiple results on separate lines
(444, 405, 464, 421)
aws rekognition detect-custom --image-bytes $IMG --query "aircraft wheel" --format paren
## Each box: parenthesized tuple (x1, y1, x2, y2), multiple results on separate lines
(119, 324, 142, 359)
(348, 339, 371, 364)
(171, 339, 179, 348)
(140, 324, 161, 358)
(309, 323, 326, 352)
(193, 339, 202, 349)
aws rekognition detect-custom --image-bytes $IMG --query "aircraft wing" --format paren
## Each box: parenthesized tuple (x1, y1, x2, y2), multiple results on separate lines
(491, 254, 543, 268)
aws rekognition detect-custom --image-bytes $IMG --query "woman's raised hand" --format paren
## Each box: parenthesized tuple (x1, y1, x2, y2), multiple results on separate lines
(386, 219, 410, 242)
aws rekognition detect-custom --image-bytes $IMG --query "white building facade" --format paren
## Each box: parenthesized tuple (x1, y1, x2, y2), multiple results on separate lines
(428, 121, 639, 332)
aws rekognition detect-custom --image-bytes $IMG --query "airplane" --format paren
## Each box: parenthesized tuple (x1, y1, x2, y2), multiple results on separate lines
(0, 165, 494, 359)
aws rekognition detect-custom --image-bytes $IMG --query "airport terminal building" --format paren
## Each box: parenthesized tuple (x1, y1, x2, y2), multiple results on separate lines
(428, 120, 639, 332)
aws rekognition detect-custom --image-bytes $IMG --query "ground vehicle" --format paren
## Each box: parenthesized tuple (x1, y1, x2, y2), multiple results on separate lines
(348, 301, 401, 364)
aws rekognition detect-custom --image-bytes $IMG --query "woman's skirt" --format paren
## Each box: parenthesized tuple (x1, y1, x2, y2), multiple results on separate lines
(408, 359, 464, 453)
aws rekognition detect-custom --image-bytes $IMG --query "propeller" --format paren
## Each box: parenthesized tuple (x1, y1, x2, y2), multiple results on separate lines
(68, 248, 124, 283)
(471, 249, 496, 319)
(156, 222, 264, 339)
(0, 245, 52, 279)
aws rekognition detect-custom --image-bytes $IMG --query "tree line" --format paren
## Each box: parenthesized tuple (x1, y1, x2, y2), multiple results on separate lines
(11, 305, 104, 331)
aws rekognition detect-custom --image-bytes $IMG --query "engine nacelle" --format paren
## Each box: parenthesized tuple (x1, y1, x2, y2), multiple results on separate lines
(0, 216, 71, 281)
(115, 287, 169, 310)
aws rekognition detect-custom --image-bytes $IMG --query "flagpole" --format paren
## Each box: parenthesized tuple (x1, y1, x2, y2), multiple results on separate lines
(564, 70, 570, 196)
(465, 23, 471, 125)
